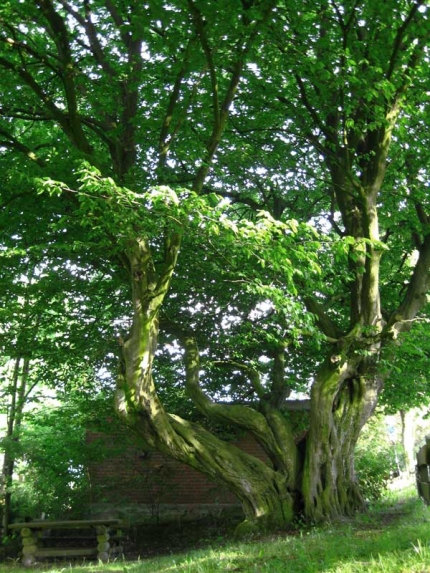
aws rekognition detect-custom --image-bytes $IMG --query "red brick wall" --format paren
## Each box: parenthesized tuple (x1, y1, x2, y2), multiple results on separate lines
(87, 431, 271, 506)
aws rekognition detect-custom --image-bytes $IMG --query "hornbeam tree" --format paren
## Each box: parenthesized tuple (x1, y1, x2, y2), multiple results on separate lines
(0, 0, 429, 531)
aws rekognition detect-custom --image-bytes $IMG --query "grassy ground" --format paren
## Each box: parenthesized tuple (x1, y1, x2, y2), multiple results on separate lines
(2, 484, 430, 573)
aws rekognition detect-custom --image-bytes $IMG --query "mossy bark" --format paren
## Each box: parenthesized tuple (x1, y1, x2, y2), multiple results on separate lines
(114, 238, 301, 531)
(169, 416, 295, 533)
(114, 224, 430, 531)
(302, 352, 382, 522)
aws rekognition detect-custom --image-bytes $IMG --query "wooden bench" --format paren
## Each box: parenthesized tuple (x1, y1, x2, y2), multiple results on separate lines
(9, 519, 123, 567)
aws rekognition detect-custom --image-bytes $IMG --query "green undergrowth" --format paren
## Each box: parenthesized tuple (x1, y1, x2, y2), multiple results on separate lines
(2, 485, 430, 573)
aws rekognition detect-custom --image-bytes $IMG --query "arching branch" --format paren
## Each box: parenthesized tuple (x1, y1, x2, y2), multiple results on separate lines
(388, 233, 430, 337)
(179, 332, 297, 474)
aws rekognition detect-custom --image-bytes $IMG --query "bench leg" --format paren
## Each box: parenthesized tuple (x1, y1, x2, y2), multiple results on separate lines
(20, 527, 40, 567)
(96, 525, 111, 562)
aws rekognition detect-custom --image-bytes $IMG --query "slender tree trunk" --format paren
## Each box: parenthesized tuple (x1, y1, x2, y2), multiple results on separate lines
(1, 356, 30, 534)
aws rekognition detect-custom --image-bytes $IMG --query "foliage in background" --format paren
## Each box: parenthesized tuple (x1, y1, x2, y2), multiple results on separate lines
(7, 394, 115, 520)
(0, 199, 129, 529)
(380, 323, 430, 415)
(355, 415, 404, 501)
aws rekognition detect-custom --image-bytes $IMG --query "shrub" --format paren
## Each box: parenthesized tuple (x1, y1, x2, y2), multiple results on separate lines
(355, 415, 402, 501)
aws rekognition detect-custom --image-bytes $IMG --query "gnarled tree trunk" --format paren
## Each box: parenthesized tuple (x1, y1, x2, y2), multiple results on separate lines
(302, 356, 383, 521)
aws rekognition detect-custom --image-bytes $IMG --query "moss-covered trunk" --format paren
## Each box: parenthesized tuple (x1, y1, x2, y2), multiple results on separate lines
(302, 352, 382, 521)
(169, 416, 296, 533)
(115, 236, 298, 531)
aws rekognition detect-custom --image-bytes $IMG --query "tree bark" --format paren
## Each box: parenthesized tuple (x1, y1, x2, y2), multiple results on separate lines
(302, 352, 382, 521)
(117, 305, 299, 531)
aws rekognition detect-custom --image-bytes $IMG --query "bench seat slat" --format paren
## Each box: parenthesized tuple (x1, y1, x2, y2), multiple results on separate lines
(34, 548, 98, 558)
(9, 519, 121, 530)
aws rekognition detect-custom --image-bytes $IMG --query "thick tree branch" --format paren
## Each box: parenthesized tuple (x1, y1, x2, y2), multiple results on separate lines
(192, 1, 275, 193)
(303, 296, 342, 340)
(388, 233, 430, 334)
(58, 0, 116, 76)
(212, 359, 266, 400)
(158, 37, 197, 173)
(293, 75, 328, 140)
(0, 128, 46, 167)
(0, 34, 60, 74)
(180, 333, 296, 474)
(268, 348, 291, 409)
(386, 0, 427, 81)
(0, 56, 65, 125)
(0, 11, 92, 155)
(415, 202, 429, 226)
(192, 55, 245, 193)
(0, 106, 51, 121)
(188, 1, 220, 128)
(104, 0, 126, 34)
(35, 0, 90, 149)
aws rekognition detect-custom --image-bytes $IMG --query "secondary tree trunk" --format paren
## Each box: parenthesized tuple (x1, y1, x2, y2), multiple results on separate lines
(117, 277, 299, 531)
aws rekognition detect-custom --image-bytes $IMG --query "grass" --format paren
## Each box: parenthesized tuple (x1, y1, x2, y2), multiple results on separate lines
(2, 484, 430, 573)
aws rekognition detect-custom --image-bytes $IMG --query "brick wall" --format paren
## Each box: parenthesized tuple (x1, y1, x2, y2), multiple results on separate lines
(87, 430, 271, 506)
